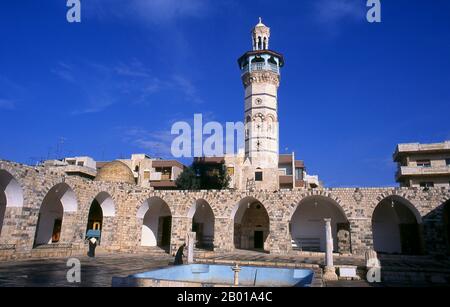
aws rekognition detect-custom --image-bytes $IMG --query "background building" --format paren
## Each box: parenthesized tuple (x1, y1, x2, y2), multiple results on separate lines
(394, 141, 450, 188)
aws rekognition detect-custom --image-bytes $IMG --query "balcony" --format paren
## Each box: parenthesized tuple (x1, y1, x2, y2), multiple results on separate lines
(241, 63, 279, 76)
(394, 141, 450, 161)
(279, 175, 293, 185)
(396, 166, 450, 180)
(63, 165, 97, 178)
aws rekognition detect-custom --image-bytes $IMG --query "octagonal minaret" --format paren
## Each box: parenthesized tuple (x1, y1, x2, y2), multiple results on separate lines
(238, 18, 284, 190)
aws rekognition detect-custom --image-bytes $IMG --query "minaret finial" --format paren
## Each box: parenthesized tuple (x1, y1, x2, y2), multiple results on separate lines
(259, 17, 262, 24)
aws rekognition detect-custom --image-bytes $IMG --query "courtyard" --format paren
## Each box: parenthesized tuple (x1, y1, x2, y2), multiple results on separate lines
(1, 251, 449, 287)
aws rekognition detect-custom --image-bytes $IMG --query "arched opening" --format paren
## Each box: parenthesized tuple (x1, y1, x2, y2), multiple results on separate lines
(34, 183, 77, 247)
(290, 196, 350, 253)
(0, 191, 5, 237)
(232, 197, 270, 252)
(188, 200, 215, 250)
(137, 197, 172, 249)
(444, 200, 450, 254)
(0, 170, 24, 237)
(86, 192, 115, 246)
(251, 56, 265, 63)
(87, 201, 103, 231)
(372, 196, 422, 255)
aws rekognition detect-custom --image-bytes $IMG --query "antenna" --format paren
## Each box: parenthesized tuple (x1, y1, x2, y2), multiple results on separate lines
(56, 137, 67, 159)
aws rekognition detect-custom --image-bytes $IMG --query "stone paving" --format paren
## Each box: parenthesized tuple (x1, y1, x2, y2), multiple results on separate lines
(0, 253, 173, 287)
(1, 251, 450, 287)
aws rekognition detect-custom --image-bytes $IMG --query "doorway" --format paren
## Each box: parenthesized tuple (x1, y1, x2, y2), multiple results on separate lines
(254, 231, 264, 249)
(160, 216, 172, 247)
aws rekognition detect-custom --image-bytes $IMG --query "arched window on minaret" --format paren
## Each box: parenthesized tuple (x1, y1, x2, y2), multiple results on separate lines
(263, 37, 267, 50)
(258, 37, 262, 50)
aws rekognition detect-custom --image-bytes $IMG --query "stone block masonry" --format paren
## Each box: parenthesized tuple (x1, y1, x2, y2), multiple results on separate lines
(1, 160, 450, 261)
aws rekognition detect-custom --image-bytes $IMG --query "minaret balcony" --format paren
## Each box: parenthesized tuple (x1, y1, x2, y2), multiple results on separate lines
(241, 62, 280, 76)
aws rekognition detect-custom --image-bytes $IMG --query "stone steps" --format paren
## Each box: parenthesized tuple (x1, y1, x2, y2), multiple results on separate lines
(138, 247, 170, 255)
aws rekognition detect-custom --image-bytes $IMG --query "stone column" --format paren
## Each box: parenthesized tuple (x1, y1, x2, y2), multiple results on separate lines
(186, 232, 196, 264)
(323, 218, 338, 281)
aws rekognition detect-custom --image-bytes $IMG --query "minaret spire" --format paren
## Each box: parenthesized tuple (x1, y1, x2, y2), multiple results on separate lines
(252, 17, 270, 50)
(237, 20, 285, 190)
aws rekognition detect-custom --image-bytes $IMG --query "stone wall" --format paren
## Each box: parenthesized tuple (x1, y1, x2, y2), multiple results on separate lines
(1, 160, 450, 260)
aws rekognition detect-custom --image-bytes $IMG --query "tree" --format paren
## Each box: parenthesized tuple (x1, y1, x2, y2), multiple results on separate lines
(175, 167, 201, 190)
(176, 161, 230, 191)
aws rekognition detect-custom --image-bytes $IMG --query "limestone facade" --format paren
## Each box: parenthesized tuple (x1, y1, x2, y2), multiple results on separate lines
(1, 160, 450, 261)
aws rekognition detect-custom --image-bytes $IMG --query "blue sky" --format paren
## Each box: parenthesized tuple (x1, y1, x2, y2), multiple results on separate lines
(0, 0, 449, 187)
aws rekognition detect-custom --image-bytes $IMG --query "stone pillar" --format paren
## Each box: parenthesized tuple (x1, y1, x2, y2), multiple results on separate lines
(268, 220, 292, 255)
(349, 218, 373, 255)
(60, 212, 83, 245)
(186, 232, 196, 264)
(101, 216, 117, 250)
(323, 218, 338, 281)
(0, 207, 22, 246)
(170, 216, 191, 256)
(214, 218, 234, 252)
(232, 263, 242, 287)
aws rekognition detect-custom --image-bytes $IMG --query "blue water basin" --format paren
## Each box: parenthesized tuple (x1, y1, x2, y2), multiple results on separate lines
(132, 264, 314, 287)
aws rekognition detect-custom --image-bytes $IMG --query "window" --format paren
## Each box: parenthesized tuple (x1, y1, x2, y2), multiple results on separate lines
(156, 167, 172, 180)
(417, 160, 431, 168)
(295, 168, 304, 181)
(77, 161, 84, 167)
(446, 158, 450, 166)
(420, 182, 434, 188)
(255, 171, 263, 182)
(227, 167, 235, 176)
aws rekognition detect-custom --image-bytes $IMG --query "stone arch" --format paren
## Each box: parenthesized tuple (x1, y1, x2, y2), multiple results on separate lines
(188, 199, 215, 250)
(253, 113, 265, 123)
(371, 195, 423, 255)
(34, 183, 78, 246)
(0, 169, 24, 209)
(85, 192, 116, 246)
(289, 192, 349, 220)
(232, 196, 270, 251)
(443, 199, 450, 254)
(266, 114, 276, 123)
(137, 197, 172, 248)
(93, 192, 116, 217)
(0, 169, 24, 237)
(289, 195, 350, 253)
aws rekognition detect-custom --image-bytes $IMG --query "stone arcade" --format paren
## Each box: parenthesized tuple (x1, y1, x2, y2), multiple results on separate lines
(1, 19, 450, 261)
(1, 159, 450, 260)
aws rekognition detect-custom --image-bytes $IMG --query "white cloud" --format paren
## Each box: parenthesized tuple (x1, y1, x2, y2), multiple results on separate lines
(51, 57, 205, 115)
(122, 127, 175, 158)
(87, 0, 211, 25)
(172, 75, 204, 104)
(51, 62, 76, 83)
(314, 0, 364, 24)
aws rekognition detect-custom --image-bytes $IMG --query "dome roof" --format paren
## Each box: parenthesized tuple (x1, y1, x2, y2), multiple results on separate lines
(255, 17, 267, 28)
(95, 161, 135, 185)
